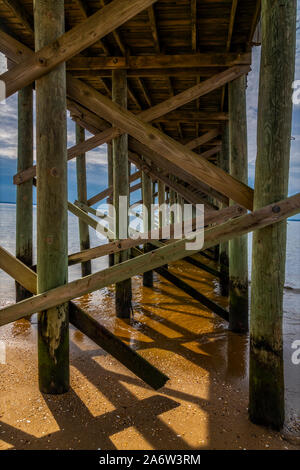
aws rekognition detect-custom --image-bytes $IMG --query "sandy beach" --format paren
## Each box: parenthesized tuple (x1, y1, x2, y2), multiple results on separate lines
(0, 259, 298, 451)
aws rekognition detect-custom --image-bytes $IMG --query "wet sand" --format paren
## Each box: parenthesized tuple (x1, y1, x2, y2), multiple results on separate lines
(0, 256, 299, 450)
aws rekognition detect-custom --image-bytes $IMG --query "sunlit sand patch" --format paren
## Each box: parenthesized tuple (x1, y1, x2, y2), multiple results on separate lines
(181, 341, 212, 356)
(159, 405, 209, 448)
(70, 366, 115, 417)
(110, 426, 153, 450)
(0, 439, 13, 450)
(119, 380, 156, 401)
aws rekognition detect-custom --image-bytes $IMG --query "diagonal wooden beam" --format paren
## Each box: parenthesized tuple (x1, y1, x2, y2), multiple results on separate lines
(73, 0, 110, 55)
(1, 194, 299, 325)
(13, 65, 249, 185)
(227, 0, 238, 52)
(0, 0, 158, 98)
(66, 74, 253, 208)
(129, 138, 229, 206)
(87, 170, 141, 207)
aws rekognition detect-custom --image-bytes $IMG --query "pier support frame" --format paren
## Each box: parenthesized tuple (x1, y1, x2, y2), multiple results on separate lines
(76, 123, 91, 277)
(218, 123, 229, 296)
(107, 143, 114, 267)
(249, 0, 296, 430)
(35, 0, 69, 394)
(16, 85, 33, 303)
(228, 75, 249, 332)
(112, 69, 132, 318)
(142, 163, 153, 287)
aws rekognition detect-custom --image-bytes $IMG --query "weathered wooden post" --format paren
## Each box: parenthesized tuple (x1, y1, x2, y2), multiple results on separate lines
(35, 0, 69, 393)
(107, 143, 114, 267)
(218, 123, 229, 296)
(76, 123, 91, 277)
(249, 0, 296, 429)
(112, 70, 132, 318)
(142, 164, 153, 287)
(16, 86, 33, 303)
(228, 74, 249, 332)
(169, 176, 176, 225)
(158, 180, 166, 229)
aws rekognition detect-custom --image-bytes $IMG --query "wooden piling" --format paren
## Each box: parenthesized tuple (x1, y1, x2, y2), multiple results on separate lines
(218, 123, 229, 296)
(35, 0, 69, 394)
(107, 143, 114, 267)
(228, 74, 249, 332)
(16, 85, 33, 303)
(76, 123, 91, 277)
(112, 69, 132, 318)
(142, 163, 153, 287)
(249, 0, 296, 430)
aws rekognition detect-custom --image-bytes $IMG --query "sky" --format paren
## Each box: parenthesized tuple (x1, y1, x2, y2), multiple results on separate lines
(0, 6, 299, 209)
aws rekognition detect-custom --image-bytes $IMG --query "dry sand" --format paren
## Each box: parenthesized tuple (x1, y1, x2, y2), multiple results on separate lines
(0, 257, 299, 450)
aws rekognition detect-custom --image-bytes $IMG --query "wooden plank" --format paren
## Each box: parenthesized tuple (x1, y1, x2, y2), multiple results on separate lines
(0, 246, 36, 295)
(66, 72, 254, 209)
(66, 53, 251, 70)
(154, 111, 228, 123)
(226, 0, 238, 51)
(147, 5, 160, 53)
(191, 0, 197, 52)
(0, 0, 158, 98)
(185, 129, 220, 150)
(1, 193, 298, 325)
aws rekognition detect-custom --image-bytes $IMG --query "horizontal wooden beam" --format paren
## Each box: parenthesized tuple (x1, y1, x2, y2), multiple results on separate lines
(65, 73, 253, 209)
(153, 111, 228, 123)
(186, 129, 220, 150)
(129, 138, 229, 206)
(66, 52, 251, 70)
(0, 247, 168, 389)
(2, 193, 298, 325)
(0, 0, 158, 98)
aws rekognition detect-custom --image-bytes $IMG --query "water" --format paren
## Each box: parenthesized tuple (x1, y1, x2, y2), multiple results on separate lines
(0, 203, 299, 426)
